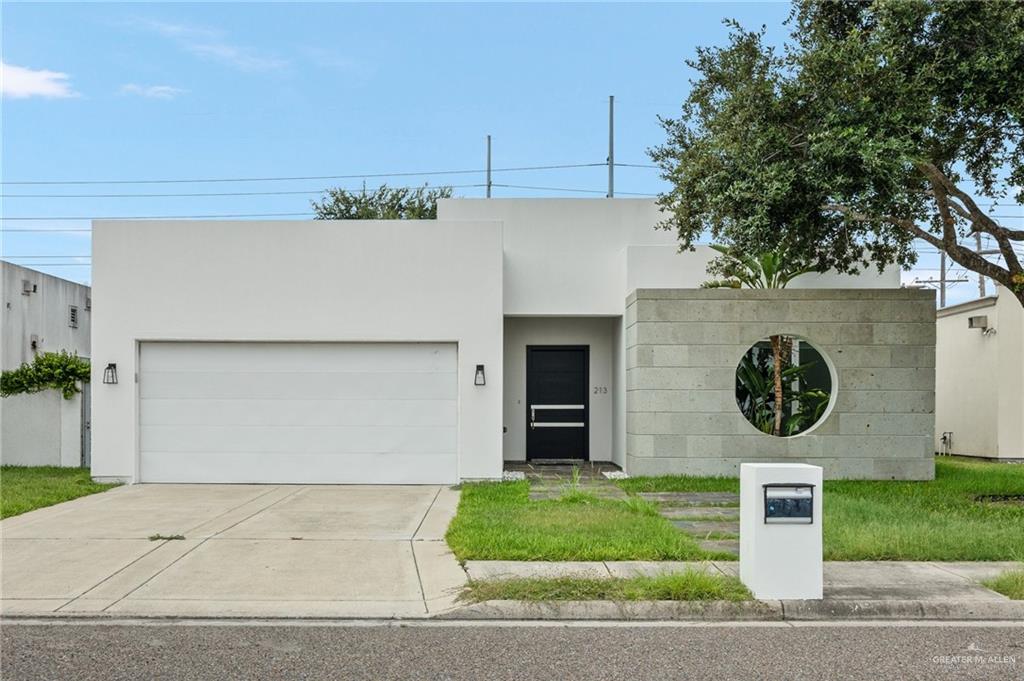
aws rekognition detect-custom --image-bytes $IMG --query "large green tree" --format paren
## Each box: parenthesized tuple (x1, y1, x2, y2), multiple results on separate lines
(651, 0, 1024, 306)
(312, 184, 453, 220)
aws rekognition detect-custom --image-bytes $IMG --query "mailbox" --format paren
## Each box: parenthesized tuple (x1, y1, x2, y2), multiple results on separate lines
(741, 464, 822, 599)
(763, 483, 814, 524)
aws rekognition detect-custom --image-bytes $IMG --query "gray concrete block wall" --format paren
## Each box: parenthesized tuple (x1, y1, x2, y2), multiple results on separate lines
(625, 288, 936, 480)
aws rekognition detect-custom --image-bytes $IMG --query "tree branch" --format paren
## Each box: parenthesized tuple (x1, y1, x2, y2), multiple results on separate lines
(916, 162, 1021, 238)
(821, 203, 944, 248)
(823, 201, 1019, 294)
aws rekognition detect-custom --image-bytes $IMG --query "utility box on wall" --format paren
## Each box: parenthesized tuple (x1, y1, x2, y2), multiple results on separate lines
(740, 463, 823, 600)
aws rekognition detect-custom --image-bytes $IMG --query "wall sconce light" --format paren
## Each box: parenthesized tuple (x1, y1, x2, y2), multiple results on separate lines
(474, 364, 486, 386)
(103, 363, 118, 385)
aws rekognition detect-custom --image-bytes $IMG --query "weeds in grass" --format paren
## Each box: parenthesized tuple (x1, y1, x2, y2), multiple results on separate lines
(461, 571, 751, 603)
(621, 496, 661, 517)
(984, 570, 1024, 600)
(446, 481, 724, 561)
(617, 458, 1024, 561)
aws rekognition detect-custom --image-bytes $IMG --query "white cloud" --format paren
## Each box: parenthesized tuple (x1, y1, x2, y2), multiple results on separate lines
(1, 61, 78, 99)
(182, 42, 287, 72)
(130, 18, 287, 72)
(302, 47, 359, 72)
(119, 83, 187, 99)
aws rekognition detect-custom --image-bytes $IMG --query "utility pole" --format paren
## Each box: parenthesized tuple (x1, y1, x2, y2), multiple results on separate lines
(607, 95, 615, 198)
(975, 232, 986, 297)
(914, 251, 967, 306)
(940, 250, 947, 307)
(486, 135, 492, 199)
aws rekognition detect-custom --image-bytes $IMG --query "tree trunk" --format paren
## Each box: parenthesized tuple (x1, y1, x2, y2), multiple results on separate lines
(770, 335, 784, 436)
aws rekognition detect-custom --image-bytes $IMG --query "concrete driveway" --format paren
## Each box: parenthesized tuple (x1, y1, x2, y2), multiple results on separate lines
(0, 484, 466, 618)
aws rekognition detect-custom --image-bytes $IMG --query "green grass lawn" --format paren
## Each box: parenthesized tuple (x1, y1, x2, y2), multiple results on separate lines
(0, 466, 120, 519)
(448, 458, 1023, 562)
(461, 571, 751, 603)
(620, 457, 1024, 561)
(984, 570, 1024, 600)
(446, 482, 734, 561)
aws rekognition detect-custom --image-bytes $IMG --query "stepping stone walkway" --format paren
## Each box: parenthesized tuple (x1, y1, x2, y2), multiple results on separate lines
(638, 492, 741, 556)
(528, 481, 629, 501)
(507, 463, 630, 501)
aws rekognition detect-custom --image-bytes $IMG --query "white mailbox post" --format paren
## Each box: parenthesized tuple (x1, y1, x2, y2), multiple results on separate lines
(739, 463, 823, 600)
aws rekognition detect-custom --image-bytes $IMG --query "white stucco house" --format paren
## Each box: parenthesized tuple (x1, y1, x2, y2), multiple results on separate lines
(935, 288, 1023, 460)
(90, 199, 936, 484)
(1, 262, 92, 468)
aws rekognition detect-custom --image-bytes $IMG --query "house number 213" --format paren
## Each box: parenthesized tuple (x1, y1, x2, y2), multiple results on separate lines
(593, 386, 608, 394)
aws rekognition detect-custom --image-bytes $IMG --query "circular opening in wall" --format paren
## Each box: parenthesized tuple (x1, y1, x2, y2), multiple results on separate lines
(735, 335, 834, 437)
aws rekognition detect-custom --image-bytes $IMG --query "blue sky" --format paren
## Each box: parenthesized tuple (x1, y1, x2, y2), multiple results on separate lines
(1, 2, 1017, 305)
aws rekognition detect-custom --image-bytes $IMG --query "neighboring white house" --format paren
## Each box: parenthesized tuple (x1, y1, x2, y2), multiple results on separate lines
(91, 198, 934, 485)
(935, 288, 1023, 460)
(1, 262, 92, 467)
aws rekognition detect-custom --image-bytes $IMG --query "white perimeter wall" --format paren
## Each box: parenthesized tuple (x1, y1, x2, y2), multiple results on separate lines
(0, 391, 82, 467)
(91, 219, 504, 482)
(936, 290, 1024, 459)
(502, 317, 618, 462)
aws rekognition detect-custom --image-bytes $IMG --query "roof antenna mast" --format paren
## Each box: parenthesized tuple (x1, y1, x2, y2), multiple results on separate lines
(486, 134, 492, 199)
(607, 95, 615, 198)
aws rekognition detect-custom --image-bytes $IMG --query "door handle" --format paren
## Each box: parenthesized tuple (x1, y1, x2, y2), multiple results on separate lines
(530, 404, 584, 430)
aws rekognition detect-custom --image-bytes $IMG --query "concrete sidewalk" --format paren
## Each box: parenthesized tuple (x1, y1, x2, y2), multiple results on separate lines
(1, 484, 466, 619)
(452, 559, 1024, 621)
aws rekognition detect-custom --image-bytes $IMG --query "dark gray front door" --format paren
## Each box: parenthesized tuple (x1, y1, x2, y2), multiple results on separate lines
(526, 346, 589, 461)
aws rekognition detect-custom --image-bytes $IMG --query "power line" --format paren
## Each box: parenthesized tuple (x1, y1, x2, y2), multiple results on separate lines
(0, 163, 607, 186)
(493, 183, 654, 196)
(1, 212, 313, 221)
(0, 183, 488, 199)
(0, 228, 92, 233)
(0, 259, 90, 264)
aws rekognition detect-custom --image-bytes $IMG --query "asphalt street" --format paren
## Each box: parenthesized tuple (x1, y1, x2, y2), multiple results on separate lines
(2, 620, 1022, 681)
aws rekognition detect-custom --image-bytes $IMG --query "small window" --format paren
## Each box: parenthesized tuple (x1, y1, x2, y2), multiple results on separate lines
(69, 305, 79, 328)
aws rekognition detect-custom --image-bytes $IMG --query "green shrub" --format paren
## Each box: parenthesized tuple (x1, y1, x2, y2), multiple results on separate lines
(0, 351, 90, 400)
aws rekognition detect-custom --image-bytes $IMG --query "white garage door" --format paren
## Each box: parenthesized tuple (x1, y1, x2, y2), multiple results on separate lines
(139, 342, 457, 484)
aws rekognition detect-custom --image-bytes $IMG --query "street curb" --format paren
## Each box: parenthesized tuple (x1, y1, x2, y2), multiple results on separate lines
(436, 600, 783, 621)
(437, 599, 1024, 621)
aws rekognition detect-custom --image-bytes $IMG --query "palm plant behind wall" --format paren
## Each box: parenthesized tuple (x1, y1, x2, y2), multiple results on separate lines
(702, 244, 818, 436)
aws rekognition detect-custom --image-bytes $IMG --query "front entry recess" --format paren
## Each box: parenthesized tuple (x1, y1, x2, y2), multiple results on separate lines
(526, 346, 589, 461)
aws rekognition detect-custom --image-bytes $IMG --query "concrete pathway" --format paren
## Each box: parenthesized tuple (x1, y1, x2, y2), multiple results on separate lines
(1, 484, 466, 618)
